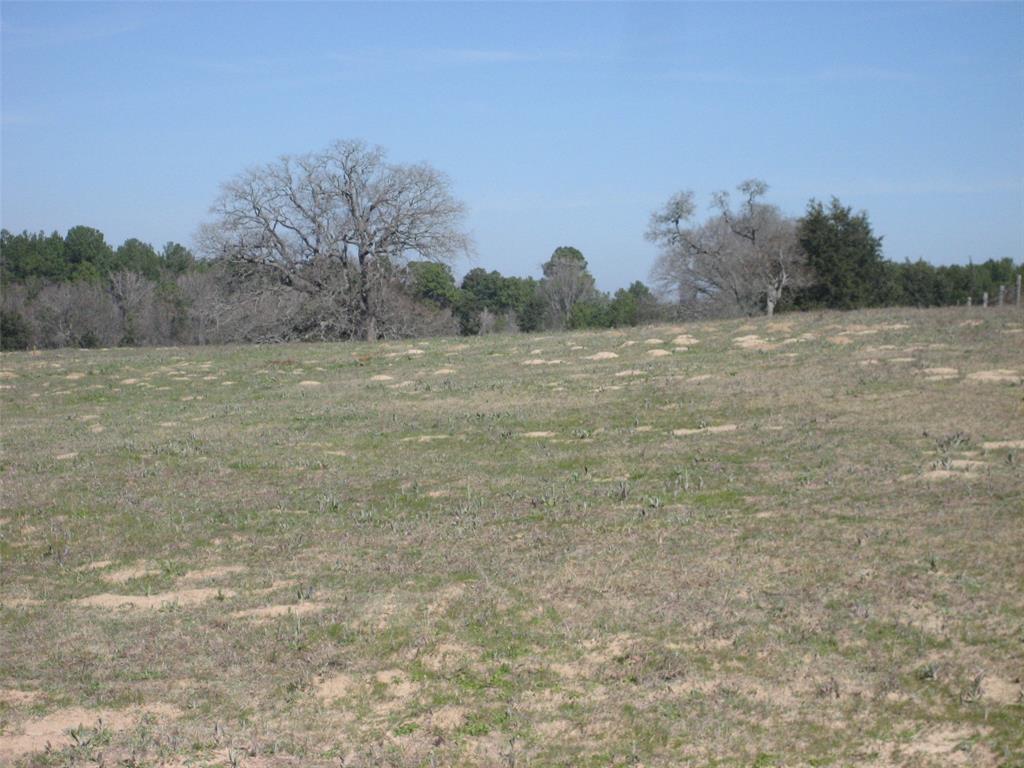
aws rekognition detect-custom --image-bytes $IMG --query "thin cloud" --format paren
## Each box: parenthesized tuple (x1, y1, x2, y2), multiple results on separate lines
(664, 67, 918, 86)
(816, 67, 916, 83)
(329, 47, 578, 68)
(2, 18, 143, 50)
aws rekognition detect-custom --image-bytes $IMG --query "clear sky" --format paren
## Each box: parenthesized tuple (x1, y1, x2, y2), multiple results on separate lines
(2, 2, 1022, 291)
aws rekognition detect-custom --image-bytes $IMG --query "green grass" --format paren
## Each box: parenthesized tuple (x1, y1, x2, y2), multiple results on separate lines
(1, 306, 1022, 767)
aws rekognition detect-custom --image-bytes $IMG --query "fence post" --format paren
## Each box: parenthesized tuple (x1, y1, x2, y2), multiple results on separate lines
(1017, 274, 1022, 306)
(982, 291, 988, 308)
(967, 296, 972, 307)
(998, 285, 1005, 306)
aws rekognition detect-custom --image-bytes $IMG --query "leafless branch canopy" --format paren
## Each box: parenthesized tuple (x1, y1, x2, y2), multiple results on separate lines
(200, 139, 471, 339)
(647, 179, 808, 317)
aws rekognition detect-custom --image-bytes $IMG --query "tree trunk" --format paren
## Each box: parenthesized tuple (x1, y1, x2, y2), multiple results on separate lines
(358, 254, 376, 342)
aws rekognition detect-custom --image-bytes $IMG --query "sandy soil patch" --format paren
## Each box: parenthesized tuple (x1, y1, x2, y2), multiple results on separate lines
(647, 349, 671, 357)
(385, 348, 425, 358)
(370, 374, 394, 381)
(3, 597, 44, 608)
(643, 338, 665, 345)
(672, 334, 699, 346)
(0, 704, 178, 760)
(429, 704, 467, 730)
(54, 452, 78, 461)
(981, 675, 1022, 705)
(522, 358, 563, 365)
(75, 587, 235, 610)
(77, 560, 113, 572)
(982, 439, 1024, 450)
(673, 424, 739, 437)
(101, 563, 161, 584)
(966, 369, 1021, 383)
(433, 368, 456, 375)
(298, 380, 322, 387)
(179, 565, 247, 583)
(826, 336, 853, 345)
(231, 602, 325, 621)
(427, 583, 466, 617)
(614, 369, 645, 377)
(0, 688, 41, 706)
(949, 459, 986, 470)
(0, 371, 17, 380)
(316, 672, 356, 702)
(401, 434, 449, 443)
(420, 641, 477, 673)
(374, 669, 419, 701)
(584, 351, 619, 360)
(902, 469, 978, 481)
(890, 725, 994, 766)
(734, 335, 776, 350)
(522, 431, 555, 438)
(65, 372, 86, 380)
(923, 367, 959, 376)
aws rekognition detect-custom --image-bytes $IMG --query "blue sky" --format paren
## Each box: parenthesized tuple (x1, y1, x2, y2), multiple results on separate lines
(2, 2, 1022, 291)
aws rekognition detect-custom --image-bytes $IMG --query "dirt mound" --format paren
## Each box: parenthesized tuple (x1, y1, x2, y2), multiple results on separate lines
(0, 704, 178, 760)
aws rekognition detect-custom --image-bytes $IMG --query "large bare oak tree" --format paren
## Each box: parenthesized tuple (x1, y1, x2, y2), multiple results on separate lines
(200, 140, 471, 340)
(647, 179, 808, 317)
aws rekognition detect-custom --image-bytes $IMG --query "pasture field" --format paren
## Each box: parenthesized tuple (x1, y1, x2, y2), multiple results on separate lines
(1, 306, 1022, 767)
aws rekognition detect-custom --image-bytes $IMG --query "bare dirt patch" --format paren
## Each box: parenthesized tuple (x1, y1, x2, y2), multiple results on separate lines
(981, 675, 1022, 705)
(522, 431, 555, 438)
(298, 380, 322, 387)
(231, 602, 325, 621)
(76, 560, 113, 572)
(179, 565, 247, 583)
(672, 424, 739, 436)
(647, 349, 672, 357)
(315, 672, 356, 702)
(966, 369, 1022, 384)
(370, 374, 394, 381)
(734, 334, 776, 350)
(0, 704, 178, 761)
(429, 704, 466, 730)
(922, 366, 960, 380)
(584, 351, 619, 360)
(982, 439, 1024, 450)
(0, 688, 41, 706)
(75, 587, 235, 610)
(101, 564, 161, 584)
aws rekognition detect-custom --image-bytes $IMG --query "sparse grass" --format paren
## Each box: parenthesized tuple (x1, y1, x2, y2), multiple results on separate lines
(1, 306, 1022, 767)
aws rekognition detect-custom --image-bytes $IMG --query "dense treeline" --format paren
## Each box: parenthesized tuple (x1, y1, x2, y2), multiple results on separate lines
(0, 227, 664, 350)
(1, 144, 1019, 351)
(788, 198, 1021, 312)
(1, 214, 1019, 351)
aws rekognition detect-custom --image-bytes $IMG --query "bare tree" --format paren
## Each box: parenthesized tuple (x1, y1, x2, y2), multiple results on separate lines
(647, 180, 808, 317)
(200, 139, 472, 340)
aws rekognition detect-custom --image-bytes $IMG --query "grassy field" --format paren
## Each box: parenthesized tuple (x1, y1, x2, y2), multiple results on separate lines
(1, 306, 1022, 767)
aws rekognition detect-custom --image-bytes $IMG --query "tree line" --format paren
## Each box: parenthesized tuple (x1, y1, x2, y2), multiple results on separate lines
(2, 139, 1020, 350)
